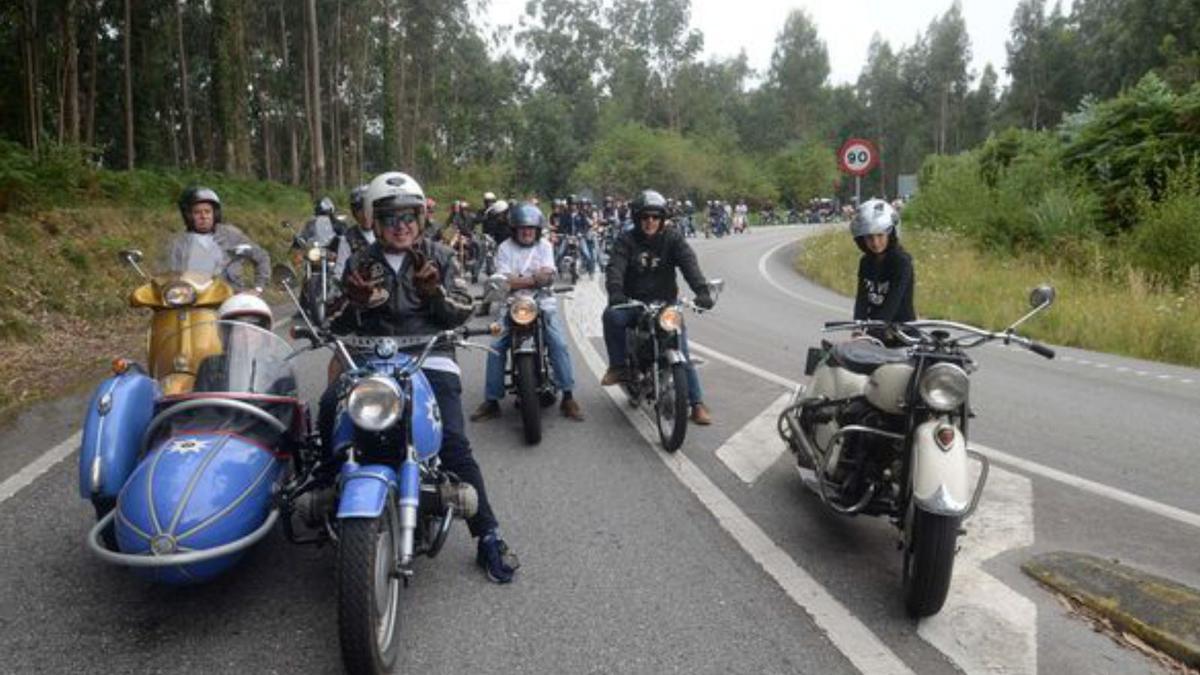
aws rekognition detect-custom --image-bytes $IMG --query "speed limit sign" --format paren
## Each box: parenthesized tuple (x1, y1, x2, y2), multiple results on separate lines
(838, 138, 878, 176)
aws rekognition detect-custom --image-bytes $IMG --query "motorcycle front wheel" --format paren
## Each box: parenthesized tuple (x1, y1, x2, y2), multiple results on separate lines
(515, 353, 542, 445)
(338, 498, 402, 675)
(655, 363, 689, 452)
(902, 502, 960, 618)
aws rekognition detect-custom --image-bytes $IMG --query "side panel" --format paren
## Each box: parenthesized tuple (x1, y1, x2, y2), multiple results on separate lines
(910, 418, 971, 516)
(337, 463, 398, 519)
(865, 363, 915, 414)
(78, 370, 159, 500)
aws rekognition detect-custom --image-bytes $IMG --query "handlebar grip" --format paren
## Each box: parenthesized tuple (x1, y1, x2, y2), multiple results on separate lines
(462, 326, 493, 338)
(823, 321, 855, 329)
(1029, 342, 1055, 359)
(552, 285, 575, 293)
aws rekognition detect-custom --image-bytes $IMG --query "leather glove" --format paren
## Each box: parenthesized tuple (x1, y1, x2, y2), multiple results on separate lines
(410, 249, 443, 300)
(344, 268, 375, 307)
(608, 293, 628, 307)
(694, 293, 715, 310)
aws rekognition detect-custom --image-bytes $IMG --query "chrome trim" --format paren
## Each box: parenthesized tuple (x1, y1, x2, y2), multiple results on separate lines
(88, 508, 280, 567)
(963, 448, 990, 520)
(140, 398, 288, 455)
(917, 484, 969, 516)
(88, 378, 121, 495)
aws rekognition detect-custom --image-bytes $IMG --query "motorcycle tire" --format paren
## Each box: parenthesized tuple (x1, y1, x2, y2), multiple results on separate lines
(337, 498, 402, 675)
(655, 363, 689, 452)
(902, 503, 960, 618)
(515, 354, 542, 445)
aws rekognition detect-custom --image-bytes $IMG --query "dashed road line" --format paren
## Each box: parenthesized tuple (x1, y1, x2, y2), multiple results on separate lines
(0, 432, 80, 506)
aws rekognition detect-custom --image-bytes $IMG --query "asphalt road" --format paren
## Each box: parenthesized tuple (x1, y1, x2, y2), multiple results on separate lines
(1, 224, 1196, 673)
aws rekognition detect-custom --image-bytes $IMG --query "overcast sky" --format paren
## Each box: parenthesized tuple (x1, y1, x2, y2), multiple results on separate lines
(483, 0, 1025, 86)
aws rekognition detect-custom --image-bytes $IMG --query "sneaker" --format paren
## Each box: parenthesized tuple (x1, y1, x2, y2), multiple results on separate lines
(470, 400, 501, 422)
(476, 534, 520, 584)
(600, 367, 628, 386)
(690, 403, 712, 426)
(560, 398, 584, 421)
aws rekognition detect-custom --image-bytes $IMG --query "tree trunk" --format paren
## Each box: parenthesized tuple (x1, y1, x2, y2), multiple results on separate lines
(212, 0, 252, 175)
(123, 0, 135, 169)
(332, 0, 344, 189)
(22, 0, 41, 156)
(278, 1, 300, 185)
(84, 8, 98, 147)
(62, 0, 80, 144)
(176, 0, 196, 165)
(259, 88, 273, 181)
(305, 0, 326, 193)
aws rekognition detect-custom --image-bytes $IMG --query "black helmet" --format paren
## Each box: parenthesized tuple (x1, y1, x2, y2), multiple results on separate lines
(349, 184, 367, 212)
(631, 189, 668, 221)
(178, 186, 222, 230)
(315, 196, 335, 216)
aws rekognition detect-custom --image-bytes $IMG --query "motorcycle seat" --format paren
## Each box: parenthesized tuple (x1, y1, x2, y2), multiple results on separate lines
(829, 340, 910, 376)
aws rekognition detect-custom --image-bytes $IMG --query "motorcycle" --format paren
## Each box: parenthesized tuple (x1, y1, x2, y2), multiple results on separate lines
(83, 317, 304, 583)
(118, 234, 253, 396)
(615, 280, 724, 451)
(559, 235, 581, 284)
(447, 229, 481, 283)
(284, 220, 339, 327)
(776, 286, 1057, 617)
(481, 275, 573, 445)
(478, 233, 498, 280)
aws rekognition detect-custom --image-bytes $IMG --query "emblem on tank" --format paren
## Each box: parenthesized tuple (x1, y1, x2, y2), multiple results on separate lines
(150, 534, 178, 556)
(168, 438, 208, 455)
(425, 398, 442, 433)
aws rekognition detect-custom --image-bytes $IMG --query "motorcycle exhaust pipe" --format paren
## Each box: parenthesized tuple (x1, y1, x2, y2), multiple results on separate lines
(439, 482, 478, 520)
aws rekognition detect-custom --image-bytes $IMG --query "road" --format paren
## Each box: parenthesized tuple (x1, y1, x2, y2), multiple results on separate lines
(1, 225, 1196, 673)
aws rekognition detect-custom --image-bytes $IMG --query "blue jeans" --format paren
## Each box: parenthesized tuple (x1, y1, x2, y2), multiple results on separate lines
(485, 306, 576, 401)
(601, 306, 703, 405)
(556, 238, 593, 273)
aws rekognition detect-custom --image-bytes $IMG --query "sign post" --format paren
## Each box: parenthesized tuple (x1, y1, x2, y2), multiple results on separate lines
(837, 138, 879, 206)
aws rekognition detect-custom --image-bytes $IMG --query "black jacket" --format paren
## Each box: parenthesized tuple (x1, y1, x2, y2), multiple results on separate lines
(853, 248, 915, 324)
(331, 240, 474, 357)
(605, 226, 707, 303)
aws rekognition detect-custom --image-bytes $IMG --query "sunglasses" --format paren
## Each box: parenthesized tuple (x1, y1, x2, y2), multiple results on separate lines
(376, 212, 420, 230)
(639, 214, 663, 223)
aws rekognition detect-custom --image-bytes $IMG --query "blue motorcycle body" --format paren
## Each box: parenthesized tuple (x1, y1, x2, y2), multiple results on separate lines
(78, 369, 160, 502)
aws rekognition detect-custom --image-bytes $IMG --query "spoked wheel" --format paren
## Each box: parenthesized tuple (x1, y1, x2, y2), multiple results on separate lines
(902, 501, 961, 618)
(654, 363, 689, 452)
(515, 353, 542, 445)
(338, 498, 402, 675)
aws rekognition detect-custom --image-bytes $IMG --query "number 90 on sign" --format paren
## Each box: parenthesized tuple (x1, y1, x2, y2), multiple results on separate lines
(837, 138, 878, 176)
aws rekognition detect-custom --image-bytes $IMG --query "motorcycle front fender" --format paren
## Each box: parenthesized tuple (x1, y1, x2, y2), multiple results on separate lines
(660, 348, 687, 366)
(336, 462, 397, 519)
(513, 333, 538, 355)
(910, 418, 972, 516)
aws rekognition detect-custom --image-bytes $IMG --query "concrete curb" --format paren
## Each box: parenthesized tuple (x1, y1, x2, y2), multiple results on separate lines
(1023, 551, 1200, 667)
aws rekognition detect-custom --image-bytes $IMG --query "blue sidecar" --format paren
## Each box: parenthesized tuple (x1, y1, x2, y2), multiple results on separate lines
(82, 320, 305, 585)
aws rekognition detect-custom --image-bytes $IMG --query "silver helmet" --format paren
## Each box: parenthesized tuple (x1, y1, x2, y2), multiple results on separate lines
(850, 198, 899, 239)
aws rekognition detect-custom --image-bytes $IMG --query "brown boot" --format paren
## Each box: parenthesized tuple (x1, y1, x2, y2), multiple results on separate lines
(689, 403, 712, 425)
(470, 400, 501, 422)
(560, 397, 584, 421)
(600, 367, 628, 386)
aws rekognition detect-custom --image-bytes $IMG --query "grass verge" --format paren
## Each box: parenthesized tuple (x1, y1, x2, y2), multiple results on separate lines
(795, 229, 1200, 368)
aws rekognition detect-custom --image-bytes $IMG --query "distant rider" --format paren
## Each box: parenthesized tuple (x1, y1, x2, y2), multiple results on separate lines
(173, 186, 270, 293)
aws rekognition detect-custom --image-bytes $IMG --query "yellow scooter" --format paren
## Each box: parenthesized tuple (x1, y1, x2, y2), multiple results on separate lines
(118, 235, 251, 395)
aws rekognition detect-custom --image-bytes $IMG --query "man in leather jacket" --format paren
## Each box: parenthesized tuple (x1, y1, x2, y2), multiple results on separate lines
(319, 171, 520, 584)
(602, 189, 716, 425)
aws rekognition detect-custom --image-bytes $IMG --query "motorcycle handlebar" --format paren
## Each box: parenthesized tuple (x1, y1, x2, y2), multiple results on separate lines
(1028, 341, 1055, 359)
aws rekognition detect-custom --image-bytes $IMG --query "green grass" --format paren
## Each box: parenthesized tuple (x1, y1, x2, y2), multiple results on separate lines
(796, 229, 1200, 367)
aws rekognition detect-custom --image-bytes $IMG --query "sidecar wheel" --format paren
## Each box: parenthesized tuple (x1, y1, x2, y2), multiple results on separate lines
(515, 354, 542, 445)
(91, 496, 118, 550)
(902, 504, 960, 618)
(338, 499, 402, 675)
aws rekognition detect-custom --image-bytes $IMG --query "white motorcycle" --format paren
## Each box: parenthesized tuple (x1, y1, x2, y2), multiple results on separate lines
(777, 286, 1056, 616)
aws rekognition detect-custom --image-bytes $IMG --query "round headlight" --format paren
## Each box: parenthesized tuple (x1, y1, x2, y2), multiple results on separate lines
(918, 363, 969, 411)
(306, 246, 322, 262)
(347, 376, 404, 431)
(510, 297, 538, 325)
(163, 283, 197, 307)
(658, 306, 683, 332)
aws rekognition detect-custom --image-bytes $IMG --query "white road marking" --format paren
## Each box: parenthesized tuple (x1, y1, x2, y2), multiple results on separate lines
(689, 342, 797, 390)
(715, 393, 792, 484)
(564, 281, 915, 675)
(919, 463, 1038, 674)
(756, 239, 849, 314)
(0, 431, 80, 505)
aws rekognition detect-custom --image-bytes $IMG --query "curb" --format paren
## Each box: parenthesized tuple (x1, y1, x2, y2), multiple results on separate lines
(1023, 551, 1200, 667)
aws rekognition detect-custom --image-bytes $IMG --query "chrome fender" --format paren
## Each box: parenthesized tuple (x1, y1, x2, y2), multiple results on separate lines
(910, 419, 971, 516)
(336, 462, 397, 519)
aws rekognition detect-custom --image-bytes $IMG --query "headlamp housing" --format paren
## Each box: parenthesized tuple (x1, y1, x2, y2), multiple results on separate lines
(347, 376, 405, 431)
(918, 363, 969, 411)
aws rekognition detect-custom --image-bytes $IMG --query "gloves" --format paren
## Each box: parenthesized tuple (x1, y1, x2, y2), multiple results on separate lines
(343, 268, 375, 307)
(410, 249, 443, 300)
(694, 293, 715, 310)
(608, 293, 628, 307)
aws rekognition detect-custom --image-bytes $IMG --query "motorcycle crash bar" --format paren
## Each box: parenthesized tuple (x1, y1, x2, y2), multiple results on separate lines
(87, 508, 280, 568)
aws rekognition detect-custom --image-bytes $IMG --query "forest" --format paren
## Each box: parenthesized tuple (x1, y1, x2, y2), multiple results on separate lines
(4, 0, 1197, 206)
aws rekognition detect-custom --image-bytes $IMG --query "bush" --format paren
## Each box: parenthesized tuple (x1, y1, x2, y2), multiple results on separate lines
(1128, 176, 1200, 287)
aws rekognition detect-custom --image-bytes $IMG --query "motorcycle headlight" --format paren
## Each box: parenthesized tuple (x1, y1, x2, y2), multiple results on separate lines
(306, 246, 322, 262)
(510, 297, 538, 325)
(347, 376, 405, 431)
(918, 363, 969, 411)
(658, 306, 683, 332)
(163, 283, 197, 307)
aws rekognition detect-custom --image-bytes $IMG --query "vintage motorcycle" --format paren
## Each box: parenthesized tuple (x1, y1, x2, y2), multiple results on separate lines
(777, 286, 1057, 617)
(284, 219, 340, 327)
(447, 229, 482, 283)
(615, 279, 724, 451)
(481, 275, 573, 445)
(559, 234, 581, 284)
(82, 317, 304, 584)
(118, 234, 254, 395)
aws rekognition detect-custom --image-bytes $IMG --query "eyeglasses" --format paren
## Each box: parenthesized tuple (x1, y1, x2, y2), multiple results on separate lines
(376, 212, 419, 230)
(639, 214, 663, 223)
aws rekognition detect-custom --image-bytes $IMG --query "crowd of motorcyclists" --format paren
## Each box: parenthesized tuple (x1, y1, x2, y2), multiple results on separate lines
(153, 173, 913, 591)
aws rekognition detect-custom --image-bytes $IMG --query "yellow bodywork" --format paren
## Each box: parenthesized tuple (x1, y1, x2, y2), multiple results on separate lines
(130, 273, 235, 395)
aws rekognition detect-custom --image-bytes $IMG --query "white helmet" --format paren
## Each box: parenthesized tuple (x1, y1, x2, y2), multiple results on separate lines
(218, 293, 273, 331)
(485, 199, 510, 218)
(363, 171, 425, 225)
(850, 198, 899, 238)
